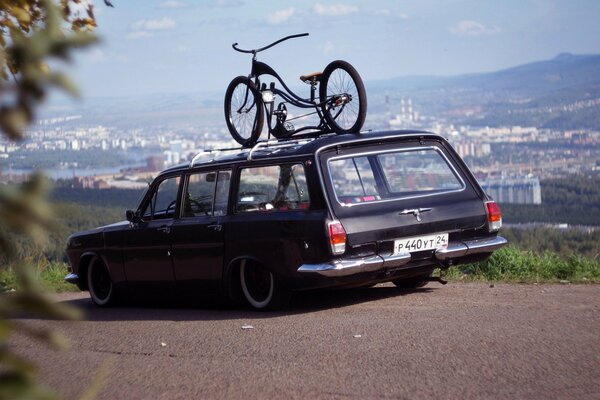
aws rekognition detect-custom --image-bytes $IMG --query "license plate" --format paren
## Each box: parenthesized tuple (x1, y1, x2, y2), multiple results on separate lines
(394, 233, 449, 254)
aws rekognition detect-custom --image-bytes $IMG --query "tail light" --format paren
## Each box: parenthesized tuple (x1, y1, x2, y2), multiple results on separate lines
(485, 201, 502, 232)
(327, 220, 347, 255)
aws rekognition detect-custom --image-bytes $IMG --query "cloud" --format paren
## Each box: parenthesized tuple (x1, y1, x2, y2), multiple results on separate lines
(126, 31, 153, 40)
(314, 3, 358, 17)
(267, 8, 295, 25)
(449, 20, 500, 37)
(173, 45, 189, 53)
(133, 17, 176, 31)
(320, 40, 335, 55)
(86, 49, 106, 63)
(159, 1, 187, 8)
(211, 0, 244, 7)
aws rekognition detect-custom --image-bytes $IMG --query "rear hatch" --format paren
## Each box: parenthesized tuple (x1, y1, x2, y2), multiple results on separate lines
(319, 135, 488, 259)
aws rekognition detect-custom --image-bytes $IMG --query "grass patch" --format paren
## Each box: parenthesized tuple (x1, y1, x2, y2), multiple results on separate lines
(0, 261, 79, 293)
(445, 245, 600, 283)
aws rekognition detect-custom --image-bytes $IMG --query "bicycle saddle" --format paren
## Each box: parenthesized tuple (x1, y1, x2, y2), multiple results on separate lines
(300, 72, 323, 84)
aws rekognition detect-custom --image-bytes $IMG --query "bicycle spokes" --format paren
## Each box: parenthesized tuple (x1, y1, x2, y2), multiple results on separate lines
(324, 69, 361, 130)
(231, 84, 258, 132)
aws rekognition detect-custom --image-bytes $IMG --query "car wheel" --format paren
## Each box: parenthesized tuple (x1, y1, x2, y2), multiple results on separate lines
(392, 273, 432, 289)
(239, 259, 290, 310)
(87, 257, 117, 307)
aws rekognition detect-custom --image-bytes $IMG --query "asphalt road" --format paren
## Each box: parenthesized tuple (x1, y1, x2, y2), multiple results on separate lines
(10, 283, 600, 399)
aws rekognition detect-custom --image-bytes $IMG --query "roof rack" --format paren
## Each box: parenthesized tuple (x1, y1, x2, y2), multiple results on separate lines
(246, 136, 320, 161)
(188, 132, 335, 167)
(189, 145, 243, 168)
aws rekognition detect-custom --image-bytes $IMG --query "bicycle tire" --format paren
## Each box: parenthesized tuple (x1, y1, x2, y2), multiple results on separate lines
(319, 60, 367, 134)
(224, 76, 264, 146)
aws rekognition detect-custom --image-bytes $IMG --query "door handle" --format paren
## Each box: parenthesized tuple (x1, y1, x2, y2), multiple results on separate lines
(157, 226, 171, 234)
(398, 208, 432, 222)
(207, 224, 222, 232)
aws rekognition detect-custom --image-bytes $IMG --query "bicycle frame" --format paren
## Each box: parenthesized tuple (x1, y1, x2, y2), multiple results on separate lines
(250, 59, 331, 136)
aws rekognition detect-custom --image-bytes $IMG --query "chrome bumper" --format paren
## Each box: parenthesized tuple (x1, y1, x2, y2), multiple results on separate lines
(298, 253, 410, 277)
(64, 273, 80, 284)
(298, 236, 507, 278)
(434, 236, 507, 261)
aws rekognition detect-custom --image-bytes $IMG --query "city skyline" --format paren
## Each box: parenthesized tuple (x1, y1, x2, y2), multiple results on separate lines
(70, 0, 600, 98)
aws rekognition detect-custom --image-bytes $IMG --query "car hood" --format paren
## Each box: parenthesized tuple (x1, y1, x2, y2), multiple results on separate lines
(67, 220, 129, 243)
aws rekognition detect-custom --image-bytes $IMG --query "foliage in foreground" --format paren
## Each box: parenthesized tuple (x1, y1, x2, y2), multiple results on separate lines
(445, 245, 600, 283)
(0, 1, 100, 399)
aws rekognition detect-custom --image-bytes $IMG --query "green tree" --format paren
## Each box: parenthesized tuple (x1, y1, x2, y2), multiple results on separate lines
(0, 1, 101, 398)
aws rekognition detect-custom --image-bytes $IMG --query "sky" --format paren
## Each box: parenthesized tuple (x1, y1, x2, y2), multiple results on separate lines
(70, 0, 600, 98)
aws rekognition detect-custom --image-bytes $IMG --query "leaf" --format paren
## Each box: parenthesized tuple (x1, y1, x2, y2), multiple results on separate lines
(11, 7, 32, 30)
(0, 107, 28, 140)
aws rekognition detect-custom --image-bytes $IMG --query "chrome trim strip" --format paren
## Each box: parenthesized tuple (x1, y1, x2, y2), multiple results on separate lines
(298, 255, 384, 277)
(435, 236, 507, 261)
(64, 273, 79, 284)
(382, 252, 411, 268)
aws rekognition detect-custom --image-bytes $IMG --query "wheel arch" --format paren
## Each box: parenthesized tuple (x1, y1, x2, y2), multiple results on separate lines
(224, 255, 269, 304)
(78, 252, 110, 291)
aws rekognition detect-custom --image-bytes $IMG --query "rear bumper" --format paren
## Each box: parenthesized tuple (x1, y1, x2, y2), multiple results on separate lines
(434, 236, 508, 261)
(298, 253, 410, 278)
(298, 236, 507, 277)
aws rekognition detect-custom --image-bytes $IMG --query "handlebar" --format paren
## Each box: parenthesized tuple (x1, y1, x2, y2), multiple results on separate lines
(232, 33, 309, 54)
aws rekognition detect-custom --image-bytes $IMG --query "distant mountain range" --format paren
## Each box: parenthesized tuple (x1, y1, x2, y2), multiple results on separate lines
(42, 53, 600, 131)
(368, 53, 600, 130)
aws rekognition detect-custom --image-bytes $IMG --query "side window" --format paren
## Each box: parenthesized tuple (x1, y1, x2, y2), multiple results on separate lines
(329, 156, 380, 204)
(182, 170, 231, 218)
(142, 176, 181, 220)
(237, 164, 310, 213)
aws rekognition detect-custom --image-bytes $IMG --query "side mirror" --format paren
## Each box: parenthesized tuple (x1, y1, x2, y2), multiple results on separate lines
(126, 210, 141, 223)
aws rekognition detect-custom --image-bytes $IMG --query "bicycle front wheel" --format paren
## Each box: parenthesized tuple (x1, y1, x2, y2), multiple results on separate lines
(319, 60, 367, 134)
(224, 76, 264, 147)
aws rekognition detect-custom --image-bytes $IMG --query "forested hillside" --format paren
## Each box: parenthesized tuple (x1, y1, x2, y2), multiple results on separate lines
(501, 175, 600, 225)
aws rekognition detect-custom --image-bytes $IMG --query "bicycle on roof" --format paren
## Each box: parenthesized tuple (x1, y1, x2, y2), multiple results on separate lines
(224, 33, 367, 147)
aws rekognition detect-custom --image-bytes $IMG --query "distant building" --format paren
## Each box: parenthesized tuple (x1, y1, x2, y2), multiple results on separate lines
(146, 155, 164, 171)
(480, 176, 542, 205)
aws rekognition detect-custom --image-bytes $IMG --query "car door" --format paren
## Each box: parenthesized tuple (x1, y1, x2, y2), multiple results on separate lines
(122, 174, 181, 287)
(170, 170, 231, 296)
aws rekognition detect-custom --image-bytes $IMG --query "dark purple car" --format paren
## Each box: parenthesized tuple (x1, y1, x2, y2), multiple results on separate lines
(65, 130, 507, 310)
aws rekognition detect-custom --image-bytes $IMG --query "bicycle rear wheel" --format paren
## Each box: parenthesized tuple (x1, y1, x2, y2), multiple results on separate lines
(319, 60, 367, 134)
(224, 76, 264, 147)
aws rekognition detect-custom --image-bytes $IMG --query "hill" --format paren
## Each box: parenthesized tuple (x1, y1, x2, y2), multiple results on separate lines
(367, 53, 600, 129)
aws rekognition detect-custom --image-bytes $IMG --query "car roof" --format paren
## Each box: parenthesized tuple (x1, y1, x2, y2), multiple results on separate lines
(159, 129, 443, 176)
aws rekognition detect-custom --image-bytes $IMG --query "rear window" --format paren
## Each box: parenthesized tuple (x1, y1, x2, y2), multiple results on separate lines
(328, 147, 464, 205)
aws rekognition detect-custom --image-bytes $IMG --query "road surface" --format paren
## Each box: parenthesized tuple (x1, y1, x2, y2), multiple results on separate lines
(10, 283, 600, 399)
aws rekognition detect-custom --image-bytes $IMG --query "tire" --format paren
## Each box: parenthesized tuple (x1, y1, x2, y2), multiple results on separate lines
(239, 259, 290, 310)
(392, 273, 432, 289)
(87, 257, 117, 307)
(224, 76, 264, 147)
(319, 60, 367, 134)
